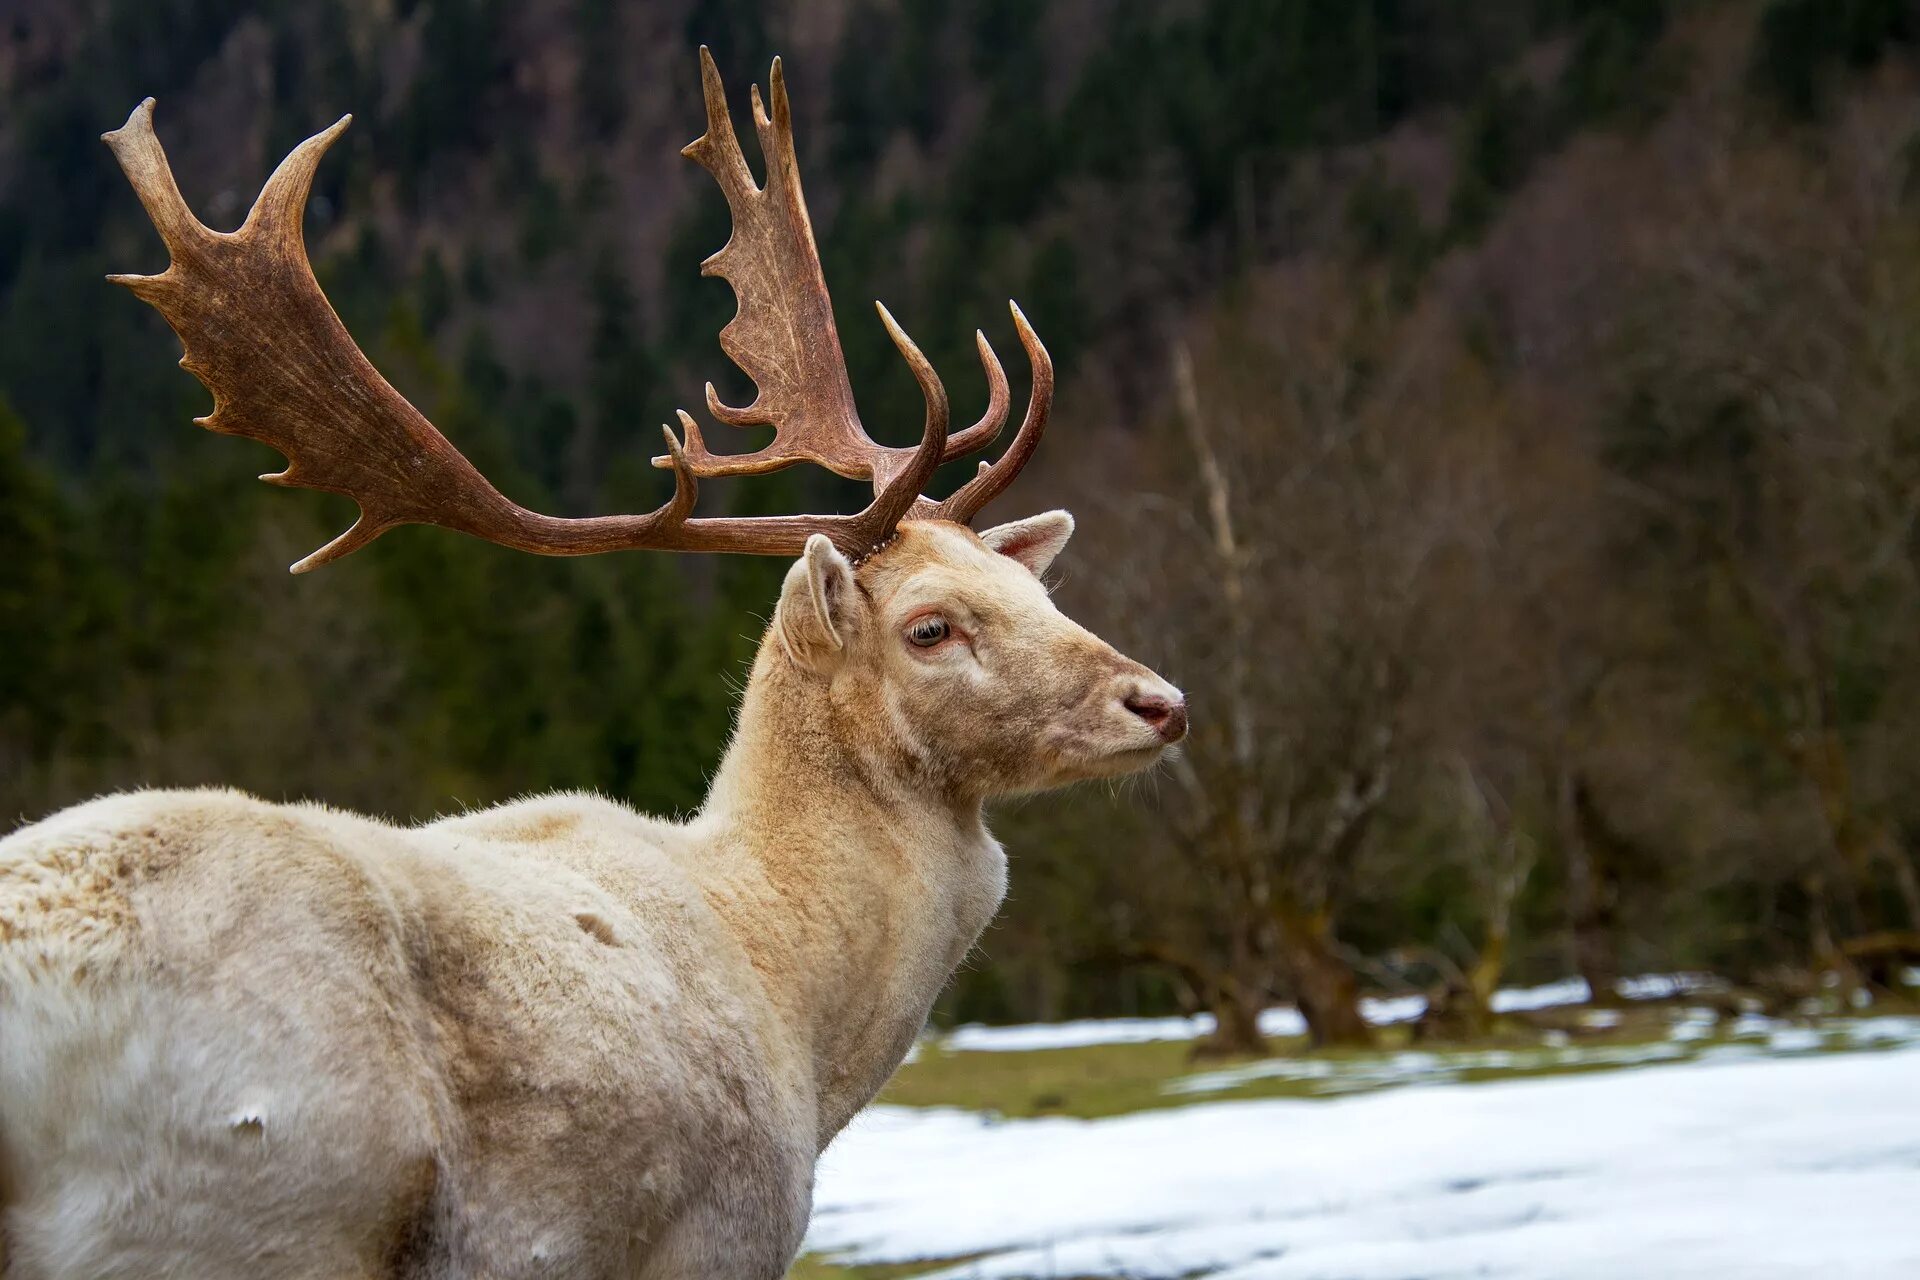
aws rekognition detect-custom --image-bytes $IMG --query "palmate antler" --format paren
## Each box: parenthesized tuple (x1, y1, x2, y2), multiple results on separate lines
(102, 49, 1051, 572)
(667, 48, 1016, 492)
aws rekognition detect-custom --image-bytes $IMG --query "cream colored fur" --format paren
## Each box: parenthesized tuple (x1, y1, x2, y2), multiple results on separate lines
(0, 517, 1182, 1280)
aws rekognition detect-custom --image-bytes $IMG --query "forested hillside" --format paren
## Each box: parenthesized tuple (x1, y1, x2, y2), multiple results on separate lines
(6, 0, 1920, 1037)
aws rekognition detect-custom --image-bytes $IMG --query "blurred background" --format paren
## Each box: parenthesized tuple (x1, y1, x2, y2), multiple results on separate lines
(5, 2, 1920, 1275)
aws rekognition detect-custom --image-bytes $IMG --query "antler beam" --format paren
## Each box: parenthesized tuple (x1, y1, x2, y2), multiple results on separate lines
(103, 49, 1051, 573)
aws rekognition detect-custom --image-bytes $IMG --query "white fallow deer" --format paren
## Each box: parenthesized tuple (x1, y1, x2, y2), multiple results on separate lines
(0, 49, 1185, 1280)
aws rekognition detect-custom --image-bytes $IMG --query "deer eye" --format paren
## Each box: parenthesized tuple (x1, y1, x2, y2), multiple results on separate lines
(906, 615, 950, 648)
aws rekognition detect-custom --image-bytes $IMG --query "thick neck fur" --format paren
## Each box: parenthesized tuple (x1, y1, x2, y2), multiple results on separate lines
(692, 636, 1007, 1146)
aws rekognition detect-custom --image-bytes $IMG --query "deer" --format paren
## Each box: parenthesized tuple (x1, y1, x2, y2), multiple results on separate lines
(0, 48, 1186, 1280)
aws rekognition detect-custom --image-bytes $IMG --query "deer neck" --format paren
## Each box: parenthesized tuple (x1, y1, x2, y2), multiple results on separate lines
(695, 643, 1007, 1144)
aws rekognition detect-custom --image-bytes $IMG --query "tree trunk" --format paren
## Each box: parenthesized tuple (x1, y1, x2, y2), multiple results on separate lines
(1457, 932, 1506, 1039)
(1276, 904, 1373, 1049)
(1806, 874, 1864, 1003)
(1563, 773, 1623, 1004)
(1891, 850, 1920, 939)
(1193, 978, 1268, 1059)
(1137, 943, 1270, 1059)
(1799, 728, 1877, 945)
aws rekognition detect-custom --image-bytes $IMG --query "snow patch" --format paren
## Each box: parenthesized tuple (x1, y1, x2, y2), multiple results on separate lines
(812, 1047, 1920, 1279)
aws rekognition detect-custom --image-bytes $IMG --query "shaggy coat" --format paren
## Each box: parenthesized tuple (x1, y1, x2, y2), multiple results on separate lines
(0, 518, 1183, 1279)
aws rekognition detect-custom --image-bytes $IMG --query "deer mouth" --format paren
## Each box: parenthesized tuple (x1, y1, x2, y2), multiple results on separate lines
(1038, 726, 1173, 782)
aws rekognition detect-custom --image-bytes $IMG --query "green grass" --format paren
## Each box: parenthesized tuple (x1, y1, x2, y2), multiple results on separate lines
(786, 1256, 961, 1280)
(875, 1004, 1920, 1120)
(788, 1254, 1090, 1280)
(872, 1020, 1474, 1119)
(879, 1034, 1245, 1119)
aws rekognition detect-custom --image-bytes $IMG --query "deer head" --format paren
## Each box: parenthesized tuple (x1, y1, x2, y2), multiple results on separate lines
(771, 517, 1186, 799)
(104, 50, 1187, 792)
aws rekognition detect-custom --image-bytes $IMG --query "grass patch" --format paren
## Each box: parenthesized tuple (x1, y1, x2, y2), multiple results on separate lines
(880, 1035, 1274, 1119)
(879, 1006, 1920, 1120)
(787, 1254, 986, 1279)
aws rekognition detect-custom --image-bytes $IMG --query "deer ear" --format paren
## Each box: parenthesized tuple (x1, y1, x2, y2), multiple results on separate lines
(776, 534, 863, 672)
(978, 510, 1074, 578)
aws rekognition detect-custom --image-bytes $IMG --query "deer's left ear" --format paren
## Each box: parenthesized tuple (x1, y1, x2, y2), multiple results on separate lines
(978, 510, 1074, 578)
(776, 534, 865, 673)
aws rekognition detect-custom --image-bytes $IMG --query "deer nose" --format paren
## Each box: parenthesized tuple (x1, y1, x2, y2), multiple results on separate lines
(1124, 689, 1188, 744)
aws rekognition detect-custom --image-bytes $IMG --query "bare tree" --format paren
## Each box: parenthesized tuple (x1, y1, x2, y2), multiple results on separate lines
(1068, 265, 1505, 1051)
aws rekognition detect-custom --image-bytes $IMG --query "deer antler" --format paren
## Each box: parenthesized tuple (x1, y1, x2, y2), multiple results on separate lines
(927, 300, 1053, 526)
(103, 51, 1049, 573)
(661, 48, 1011, 491)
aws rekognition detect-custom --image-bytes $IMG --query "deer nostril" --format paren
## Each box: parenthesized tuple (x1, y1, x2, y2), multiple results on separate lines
(1125, 692, 1170, 724)
(1125, 691, 1187, 743)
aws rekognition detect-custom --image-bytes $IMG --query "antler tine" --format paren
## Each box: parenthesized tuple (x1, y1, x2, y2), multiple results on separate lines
(292, 512, 388, 575)
(101, 99, 210, 259)
(684, 44, 759, 207)
(933, 301, 1053, 525)
(658, 416, 703, 522)
(853, 303, 951, 541)
(750, 59, 795, 212)
(239, 112, 353, 245)
(941, 330, 1012, 464)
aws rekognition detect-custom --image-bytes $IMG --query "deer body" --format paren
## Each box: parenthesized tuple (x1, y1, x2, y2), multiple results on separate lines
(0, 788, 815, 1279)
(1, 523, 1182, 1279)
(1, 52, 1188, 1279)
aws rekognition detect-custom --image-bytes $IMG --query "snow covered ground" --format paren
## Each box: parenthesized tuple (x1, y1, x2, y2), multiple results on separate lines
(935, 974, 1709, 1053)
(811, 1034, 1920, 1278)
